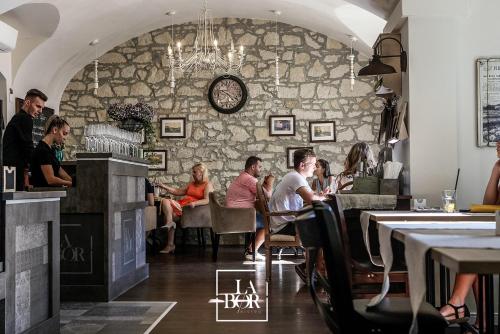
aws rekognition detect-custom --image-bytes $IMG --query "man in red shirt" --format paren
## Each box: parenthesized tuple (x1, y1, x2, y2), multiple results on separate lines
(226, 156, 273, 260)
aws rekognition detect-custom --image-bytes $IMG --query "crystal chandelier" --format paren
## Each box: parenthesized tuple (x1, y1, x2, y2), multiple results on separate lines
(166, 0, 245, 93)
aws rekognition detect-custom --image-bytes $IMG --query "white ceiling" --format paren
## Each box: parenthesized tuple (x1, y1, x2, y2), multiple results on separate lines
(0, 0, 398, 110)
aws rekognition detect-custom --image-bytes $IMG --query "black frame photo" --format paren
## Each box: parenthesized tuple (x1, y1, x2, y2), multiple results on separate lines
(286, 147, 313, 169)
(309, 121, 336, 142)
(160, 117, 186, 138)
(269, 115, 296, 136)
(142, 150, 167, 171)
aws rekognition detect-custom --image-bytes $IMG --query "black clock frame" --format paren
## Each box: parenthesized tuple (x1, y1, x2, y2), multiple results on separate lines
(208, 75, 248, 114)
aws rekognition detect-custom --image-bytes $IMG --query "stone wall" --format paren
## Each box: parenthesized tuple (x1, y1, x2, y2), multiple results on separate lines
(60, 18, 382, 192)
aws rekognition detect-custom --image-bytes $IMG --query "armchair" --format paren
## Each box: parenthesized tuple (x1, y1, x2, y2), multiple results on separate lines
(208, 192, 256, 261)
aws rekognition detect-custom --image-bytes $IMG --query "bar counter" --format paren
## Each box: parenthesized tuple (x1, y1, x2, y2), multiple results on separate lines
(60, 153, 149, 301)
(3, 190, 66, 334)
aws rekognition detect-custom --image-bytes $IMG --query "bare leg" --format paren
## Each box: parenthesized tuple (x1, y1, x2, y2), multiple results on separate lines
(161, 199, 178, 253)
(247, 229, 265, 253)
(439, 273, 476, 320)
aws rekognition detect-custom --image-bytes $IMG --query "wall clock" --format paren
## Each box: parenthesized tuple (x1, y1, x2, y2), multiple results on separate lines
(208, 75, 248, 114)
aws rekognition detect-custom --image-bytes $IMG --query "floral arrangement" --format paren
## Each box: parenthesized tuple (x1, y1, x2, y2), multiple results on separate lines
(107, 102, 156, 145)
(107, 102, 154, 123)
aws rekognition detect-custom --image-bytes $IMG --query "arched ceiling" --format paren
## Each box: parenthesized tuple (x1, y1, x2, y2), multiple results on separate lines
(0, 0, 398, 111)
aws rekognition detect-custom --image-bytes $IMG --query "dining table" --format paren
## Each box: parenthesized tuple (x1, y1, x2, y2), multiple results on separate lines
(359, 210, 500, 334)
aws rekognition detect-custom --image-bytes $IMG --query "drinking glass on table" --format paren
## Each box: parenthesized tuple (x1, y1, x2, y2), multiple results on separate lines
(441, 189, 456, 213)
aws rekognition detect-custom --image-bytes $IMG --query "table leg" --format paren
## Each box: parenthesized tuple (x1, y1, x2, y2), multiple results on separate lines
(426, 253, 435, 305)
(485, 275, 494, 334)
(439, 264, 446, 306)
(497, 274, 500, 334)
(446, 268, 451, 301)
(479, 275, 484, 334)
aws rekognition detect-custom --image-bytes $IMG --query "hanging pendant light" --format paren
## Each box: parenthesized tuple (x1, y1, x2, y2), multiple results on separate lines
(89, 39, 99, 95)
(271, 10, 281, 93)
(347, 35, 357, 91)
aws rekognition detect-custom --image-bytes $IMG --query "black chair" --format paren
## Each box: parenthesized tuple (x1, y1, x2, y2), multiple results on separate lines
(327, 195, 409, 298)
(295, 201, 448, 334)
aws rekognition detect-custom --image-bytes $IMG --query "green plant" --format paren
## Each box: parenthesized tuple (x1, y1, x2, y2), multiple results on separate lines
(143, 121, 156, 148)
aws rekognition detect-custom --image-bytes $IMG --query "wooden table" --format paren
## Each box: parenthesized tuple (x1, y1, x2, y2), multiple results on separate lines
(365, 210, 495, 222)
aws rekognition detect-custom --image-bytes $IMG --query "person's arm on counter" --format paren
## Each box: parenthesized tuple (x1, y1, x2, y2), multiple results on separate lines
(40, 165, 72, 187)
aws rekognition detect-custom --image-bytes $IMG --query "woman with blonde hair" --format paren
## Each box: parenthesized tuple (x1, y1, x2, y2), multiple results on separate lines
(157, 163, 213, 253)
(336, 142, 376, 191)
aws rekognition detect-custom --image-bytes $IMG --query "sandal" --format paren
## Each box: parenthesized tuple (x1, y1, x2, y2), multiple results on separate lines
(439, 303, 470, 324)
(461, 323, 479, 334)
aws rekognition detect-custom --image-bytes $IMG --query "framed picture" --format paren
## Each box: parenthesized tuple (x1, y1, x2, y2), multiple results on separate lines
(269, 115, 296, 136)
(309, 121, 336, 143)
(477, 58, 500, 146)
(160, 117, 186, 138)
(142, 150, 167, 171)
(286, 147, 313, 169)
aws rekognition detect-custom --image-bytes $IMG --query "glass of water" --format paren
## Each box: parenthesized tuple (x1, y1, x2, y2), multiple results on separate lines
(441, 190, 456, 213)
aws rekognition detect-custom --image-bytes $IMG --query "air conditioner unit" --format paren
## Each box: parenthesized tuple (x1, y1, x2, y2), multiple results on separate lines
(0, 20, 18, 52)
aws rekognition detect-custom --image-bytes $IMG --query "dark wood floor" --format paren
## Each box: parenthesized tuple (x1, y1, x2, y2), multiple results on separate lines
(117, 246, 331, 334)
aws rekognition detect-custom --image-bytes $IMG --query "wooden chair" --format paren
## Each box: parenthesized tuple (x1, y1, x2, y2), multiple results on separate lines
(255, 182, 302, 282)
(208, 192, 256, 261)
(327, 195, 409, 298)
(296, 201, 447, 334)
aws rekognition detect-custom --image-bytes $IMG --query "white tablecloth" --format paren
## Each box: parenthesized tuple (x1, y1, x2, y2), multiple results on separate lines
(364, 221, 497, 334)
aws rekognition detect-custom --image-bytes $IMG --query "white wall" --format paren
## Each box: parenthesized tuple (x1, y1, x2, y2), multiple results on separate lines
(455, 0, 500, 208)
(390, 0, 500, 208)
(0, 52, 13, 121)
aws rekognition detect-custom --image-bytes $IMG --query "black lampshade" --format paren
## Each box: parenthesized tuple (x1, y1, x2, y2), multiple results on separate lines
(358, 55, 396, 76)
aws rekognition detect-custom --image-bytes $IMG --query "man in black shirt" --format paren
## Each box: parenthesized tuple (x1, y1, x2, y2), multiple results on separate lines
(3, 89, 47, 190)
(30, 115, 72, 187)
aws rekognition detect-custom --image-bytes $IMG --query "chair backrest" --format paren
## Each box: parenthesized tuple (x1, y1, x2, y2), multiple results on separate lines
(209, 191, 256, 234)
(255, 182, 272, 237)
(209, 192, 223, 232)
(295, 202, 355, 332)
(326, 195, 353, 280)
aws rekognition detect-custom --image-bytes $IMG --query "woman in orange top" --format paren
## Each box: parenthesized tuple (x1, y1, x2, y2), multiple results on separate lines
(157, 163, 214, 254)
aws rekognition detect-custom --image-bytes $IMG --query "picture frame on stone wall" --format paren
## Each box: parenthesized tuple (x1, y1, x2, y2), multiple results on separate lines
(309, 121, 336, 143)
(160, 117, 186, 138)
(286, 147, 313, 169)
(142, 150, 167, 171)
(269, 115, 296, 136)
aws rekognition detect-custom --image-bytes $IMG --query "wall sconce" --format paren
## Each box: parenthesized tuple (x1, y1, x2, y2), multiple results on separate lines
(358, 37, 407, 76)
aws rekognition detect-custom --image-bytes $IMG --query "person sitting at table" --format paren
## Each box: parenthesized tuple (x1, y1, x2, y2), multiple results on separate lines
(269, 148, 326, 282)
(311, 159, 335, 195)
(335, 142, 376, 191)
(156, 163, 213, 254)
(226, 156, 274, 261)
(30, 115, 72, 187)
(439, 141, 500, 329)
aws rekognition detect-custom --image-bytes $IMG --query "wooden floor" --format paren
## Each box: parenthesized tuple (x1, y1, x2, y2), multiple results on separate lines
(117, 246, 331, 334)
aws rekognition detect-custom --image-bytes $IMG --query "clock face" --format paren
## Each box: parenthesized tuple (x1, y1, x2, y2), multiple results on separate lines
(208, 75, 248, 114)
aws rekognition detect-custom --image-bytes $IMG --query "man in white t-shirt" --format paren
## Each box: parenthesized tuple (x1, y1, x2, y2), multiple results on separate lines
(269, 148, 326, 235)
(269, 148, 326, 282)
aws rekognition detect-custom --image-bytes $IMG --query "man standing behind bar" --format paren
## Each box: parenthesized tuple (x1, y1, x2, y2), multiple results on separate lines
(3, 89, 47, 190)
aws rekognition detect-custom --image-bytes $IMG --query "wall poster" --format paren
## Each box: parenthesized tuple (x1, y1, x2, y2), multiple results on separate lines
(477, 58, 500, 147)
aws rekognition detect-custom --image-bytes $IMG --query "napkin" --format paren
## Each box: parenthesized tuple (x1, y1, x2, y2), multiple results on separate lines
(383, 161, 403, 179)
